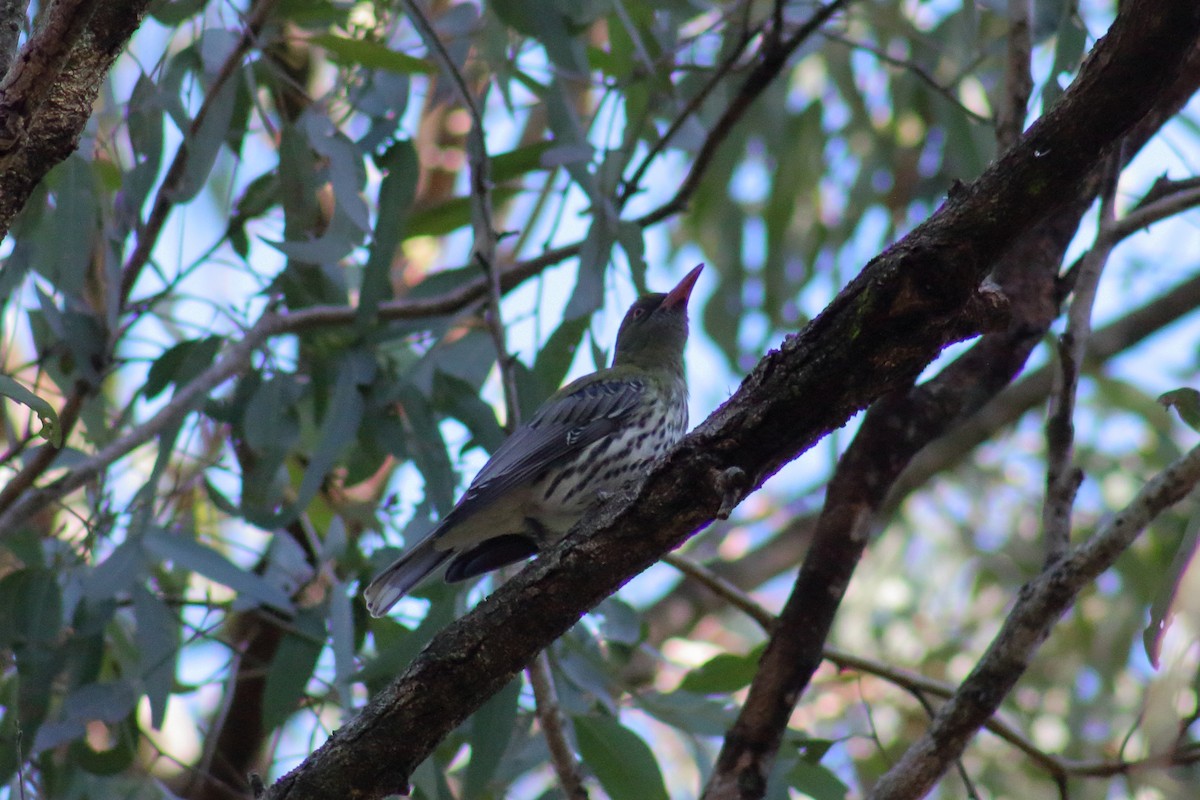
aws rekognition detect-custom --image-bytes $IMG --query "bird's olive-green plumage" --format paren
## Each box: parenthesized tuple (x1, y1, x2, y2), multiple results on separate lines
(364, 265, 702, 616)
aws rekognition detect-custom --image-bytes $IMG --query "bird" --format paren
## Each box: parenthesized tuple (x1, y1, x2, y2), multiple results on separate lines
(364, 264, 703, 617)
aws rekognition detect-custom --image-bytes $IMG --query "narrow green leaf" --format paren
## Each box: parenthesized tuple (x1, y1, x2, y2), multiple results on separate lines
(173, 63, 240, 202)
(564, 210, 618, 321)
(407, 187, 521, 238)
(785, 759, 849, 800)
(596, 597, 643, 646)
(360, 139, 418, 325)
(329, 579, 356, 708)
(262, 610, 325, 731)
(491, 0, 588, 76)
(243, 374, 302, 456)
(311, 33, 435, 74)
(533, 315, 590, 398)
(142, 528, 293, 613)
(1159, 388, 1200, 431)
(679, 643, 765, 695)
(465, 676, 522, 797)
(143, 336, 221, 400)
(82, 539, 144, 602)
(1143, 513, 1200, 669)
(133, 586, 180, 729)
(150, 0, 207, 25)
(395, 381, 457, 514)
(491, 140, 553, 183)
(0, 375, 61, 447)
(635, 690, 738, 737)
(575, 714, 670, 800)
(292, 352, 374, 516)
(431, 371, 505, 454)
(0, 569, 62, 647)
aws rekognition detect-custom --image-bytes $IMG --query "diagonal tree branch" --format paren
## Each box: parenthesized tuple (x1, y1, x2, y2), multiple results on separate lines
(868, 439, 1200, 800)
(701, 23, 1200, 798)
(259, 3, 1200, 797)
(643, 262, 1200, 651)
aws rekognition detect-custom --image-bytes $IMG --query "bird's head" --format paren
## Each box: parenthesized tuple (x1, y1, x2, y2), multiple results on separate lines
(613, 264, 703, 370)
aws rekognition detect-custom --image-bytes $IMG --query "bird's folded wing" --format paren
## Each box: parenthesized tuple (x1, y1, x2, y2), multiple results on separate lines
(445, 377, 646, 520)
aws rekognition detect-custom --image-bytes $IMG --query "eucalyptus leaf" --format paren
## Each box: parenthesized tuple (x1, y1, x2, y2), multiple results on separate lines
(0, 374, 62, 446)
(1158, 387, 1200, 431)
(143, 336, 221, 400)
(465, 676, 521, 797)
(142, 528, 293, 613)
(262, 610, 325, 731)
(311, 33, 435, 74)
(172, 63, 240, 203)
(575, 714, 670, 800)
(132, 586, 179, 730)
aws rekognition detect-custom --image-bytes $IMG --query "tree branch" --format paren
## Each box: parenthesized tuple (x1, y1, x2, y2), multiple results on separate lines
(996, 0, 1033, 149)
(0, 0, 29, 78)
(642, 264, 1200, 650)
(867, 439, 1200, 800)
(1042, 153, 1121, 565)
(0, 0, 100, 156)
(0, 0, 151, 239)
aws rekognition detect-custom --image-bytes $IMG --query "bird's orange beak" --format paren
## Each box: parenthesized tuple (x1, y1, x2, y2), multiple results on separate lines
(661, 264, 704, 310)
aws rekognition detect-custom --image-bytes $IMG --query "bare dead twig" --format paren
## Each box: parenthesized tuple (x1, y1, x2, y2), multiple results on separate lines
(821, 31, 991, 126)
(640, 0, 854, 228)
(1042, 151, 1121, 566)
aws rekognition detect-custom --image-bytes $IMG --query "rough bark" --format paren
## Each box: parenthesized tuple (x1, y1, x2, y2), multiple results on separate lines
(0, 0, 150, 239)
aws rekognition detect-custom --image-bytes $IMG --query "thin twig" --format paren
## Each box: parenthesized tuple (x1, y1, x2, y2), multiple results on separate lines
(618, 19, 762, 204)
(1111, 184, 1200, 240)
(821, 31, 991, 125)
(640, 0, 854, 228)
(1042, 150, 1122, 566)
(120, 0, 279, 305)
(997, 0, 1033, 149)
(663, 552, 775, 629)
(528, 652, 590, 800)
(1058, 179, 1200, 296)
(401, 0, 516, 425)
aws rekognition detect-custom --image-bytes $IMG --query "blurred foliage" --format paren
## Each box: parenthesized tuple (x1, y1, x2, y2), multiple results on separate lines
(0, 0, 1198, 798)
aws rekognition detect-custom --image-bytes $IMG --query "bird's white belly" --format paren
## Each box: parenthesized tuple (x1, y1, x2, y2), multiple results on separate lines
(531, 395, 688, 537)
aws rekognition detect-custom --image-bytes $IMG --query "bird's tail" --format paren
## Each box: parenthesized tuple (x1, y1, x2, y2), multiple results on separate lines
(363, 535, 451, 617)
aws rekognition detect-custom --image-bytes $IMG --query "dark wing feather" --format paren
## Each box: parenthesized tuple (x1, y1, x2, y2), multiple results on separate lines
(442, 376, 646, 523)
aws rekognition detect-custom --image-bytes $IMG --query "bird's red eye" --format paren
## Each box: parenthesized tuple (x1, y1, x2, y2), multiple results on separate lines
(631, 308, 646, 319)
